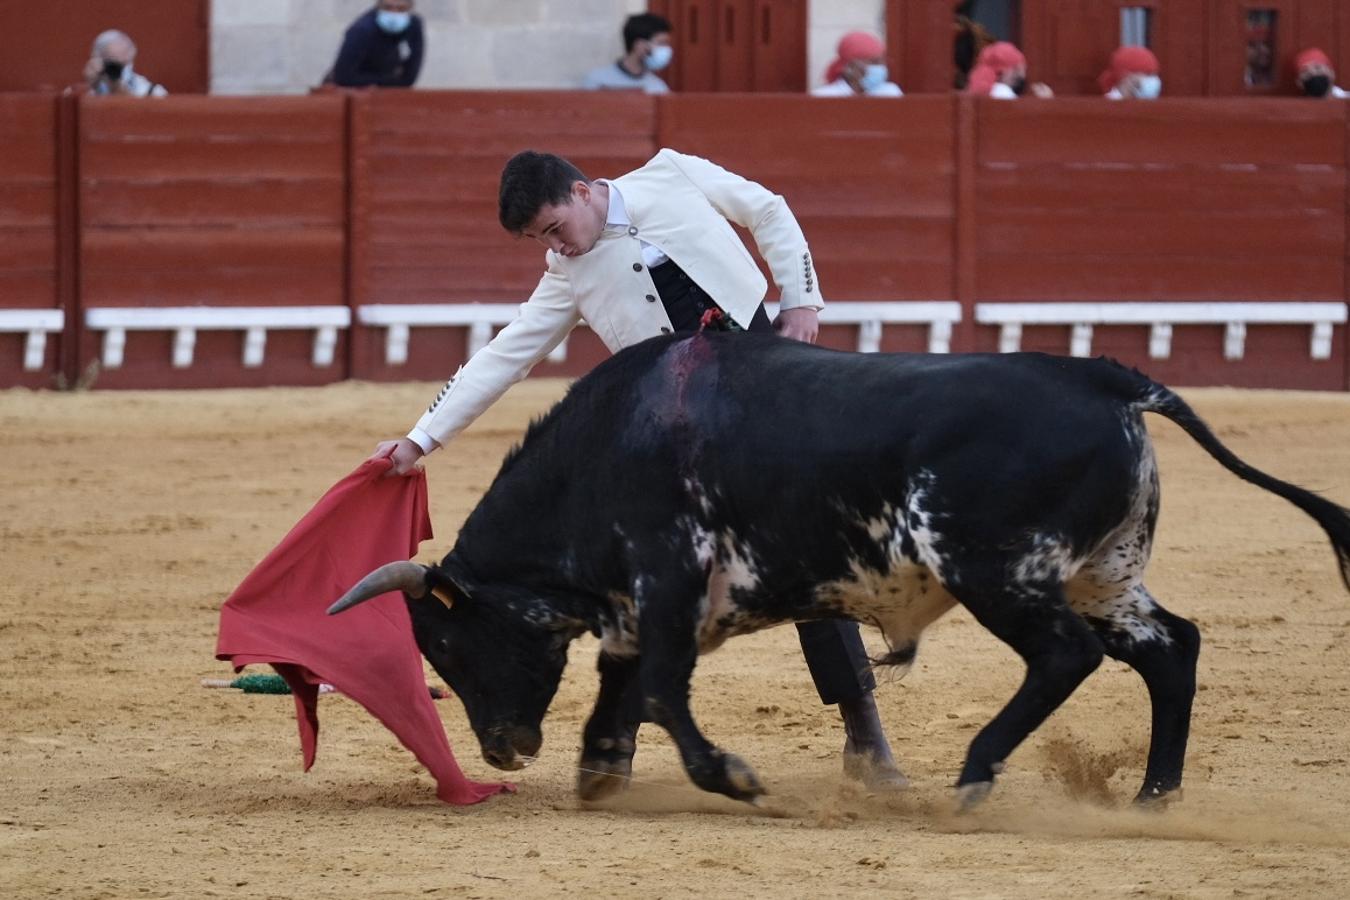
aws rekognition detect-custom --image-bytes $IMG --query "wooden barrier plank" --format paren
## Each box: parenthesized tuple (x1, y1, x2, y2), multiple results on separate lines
(978, 98, 1347, 166)
(79, 96, 346, 141)
(979, 208, 1342, 256)
(658, 95, 956, 302)
(82, 228, 343, 269)
(979, 256, 1345, 302)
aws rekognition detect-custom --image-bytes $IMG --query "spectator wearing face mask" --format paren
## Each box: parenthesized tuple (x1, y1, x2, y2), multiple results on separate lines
(582, 13, 673, 93)
(325, 0, 424, 88)
(1101, 46, 1163, 100)
(812, 31, 903, 97)
(1295, 48, 1348, 99)
(82, 30, 167, 97)
(965, 41, 1053, 99)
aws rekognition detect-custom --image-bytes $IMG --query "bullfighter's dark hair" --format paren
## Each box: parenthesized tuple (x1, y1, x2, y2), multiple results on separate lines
(623, 13, 671, 52)
(497, 151, 590, 235)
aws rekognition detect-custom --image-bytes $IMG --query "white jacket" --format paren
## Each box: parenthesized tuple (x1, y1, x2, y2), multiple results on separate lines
(409, 148, 823, 449)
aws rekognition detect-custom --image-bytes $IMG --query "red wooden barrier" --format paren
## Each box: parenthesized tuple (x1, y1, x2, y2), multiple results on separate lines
(658, 94, 957, 354)
(76, 96, 348, 389)
(973, 97, 1348, 389)
(349, 90, 657, 381)
(0, 94, 60, 388)
(1, 91, 1347, 391)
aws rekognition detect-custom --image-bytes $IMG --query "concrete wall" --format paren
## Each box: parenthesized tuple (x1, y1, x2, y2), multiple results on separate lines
(211, 0, 888, 94)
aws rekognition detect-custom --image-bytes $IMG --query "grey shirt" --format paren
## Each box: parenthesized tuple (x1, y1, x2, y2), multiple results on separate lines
(581, 61, 670, 94)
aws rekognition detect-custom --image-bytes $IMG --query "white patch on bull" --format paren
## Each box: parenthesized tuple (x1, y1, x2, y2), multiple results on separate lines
(905, 473, 953, 585)
(1065, 436, 1171, 645)
(813, 500, 958, 672)
(1012, 533, 1080, 590)
(600, 590, 639, 657)
(683, 476, 716, 519)
(696, 527, 761, 654)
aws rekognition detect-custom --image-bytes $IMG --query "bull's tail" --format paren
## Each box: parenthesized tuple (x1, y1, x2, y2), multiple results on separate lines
(1125, 374, 1350, 593)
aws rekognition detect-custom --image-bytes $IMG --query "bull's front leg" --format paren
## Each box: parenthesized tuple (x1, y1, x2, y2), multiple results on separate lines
(577, 651, 639, 801)
(636, 570, 766, 803)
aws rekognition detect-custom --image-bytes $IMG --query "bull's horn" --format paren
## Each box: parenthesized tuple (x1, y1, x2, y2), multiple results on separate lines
(327, 561, 429, 615)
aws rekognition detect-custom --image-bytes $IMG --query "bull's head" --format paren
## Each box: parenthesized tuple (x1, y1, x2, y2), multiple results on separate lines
(328, 560, 585, 771)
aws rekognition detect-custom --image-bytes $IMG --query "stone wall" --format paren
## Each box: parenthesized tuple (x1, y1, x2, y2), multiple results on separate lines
(211, 0, 888, 95)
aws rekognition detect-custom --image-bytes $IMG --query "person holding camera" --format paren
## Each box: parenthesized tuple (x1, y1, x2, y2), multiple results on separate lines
(83, 30, 167, 97)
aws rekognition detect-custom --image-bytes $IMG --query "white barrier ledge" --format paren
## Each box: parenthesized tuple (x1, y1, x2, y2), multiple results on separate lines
(84, 306, 351, 369)
(359, 301, 963, 366)
(0, 309, 64, 371)
(975, 302, 1348, 361)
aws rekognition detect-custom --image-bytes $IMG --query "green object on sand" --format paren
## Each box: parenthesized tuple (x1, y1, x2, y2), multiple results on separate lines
(231, 673, 292, 694)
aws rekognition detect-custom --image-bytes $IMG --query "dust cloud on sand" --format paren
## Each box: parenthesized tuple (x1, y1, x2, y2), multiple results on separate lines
(3, 380, 1349, 898)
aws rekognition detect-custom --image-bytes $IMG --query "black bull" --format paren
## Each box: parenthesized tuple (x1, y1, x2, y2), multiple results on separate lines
(332, 333, 1350, 808)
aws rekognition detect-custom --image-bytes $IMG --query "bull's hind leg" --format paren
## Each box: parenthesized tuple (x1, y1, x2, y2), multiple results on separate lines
(949, 578, 1105, 809)
(1079, 583, 1200, 805)
(577, 652, 640, 801)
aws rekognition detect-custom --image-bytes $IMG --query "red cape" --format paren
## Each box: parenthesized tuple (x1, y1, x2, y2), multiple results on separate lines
(215, 456, 514, 805)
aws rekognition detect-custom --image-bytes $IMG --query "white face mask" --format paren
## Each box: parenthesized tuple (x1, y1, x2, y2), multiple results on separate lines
(860, 63, 889, 91)
(1135, 75, 1162, 99)
(644, 44, 673, 71)
(376, 9, 412, 34)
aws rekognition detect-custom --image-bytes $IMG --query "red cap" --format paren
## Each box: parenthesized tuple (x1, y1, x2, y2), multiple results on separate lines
(964, 42, 1025, 95)
(1100, 45, 1160, 92)
(1295, 47, 1333, 73)
(825, 31, 886, 83)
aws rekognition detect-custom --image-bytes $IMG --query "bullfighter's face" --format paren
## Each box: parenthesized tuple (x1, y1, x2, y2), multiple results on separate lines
(521, 181, 608, 259)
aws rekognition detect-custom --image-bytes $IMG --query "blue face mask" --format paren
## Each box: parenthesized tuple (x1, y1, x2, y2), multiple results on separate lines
(645, 44, 673, 71)
(376, 9, 412, 34)
(860, 63, 889, 91)
(1135, 75, 1162, 99)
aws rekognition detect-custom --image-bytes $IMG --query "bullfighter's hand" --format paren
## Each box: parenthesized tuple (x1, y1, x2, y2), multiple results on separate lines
(774, 307, 819, 344)
(371, 437, 425, 477)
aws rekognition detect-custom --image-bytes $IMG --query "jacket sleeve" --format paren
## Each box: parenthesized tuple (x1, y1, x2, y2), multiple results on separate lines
(332, 27, 380, 87)
(408, 258, 581, 450)
(659, 148, 823, 311)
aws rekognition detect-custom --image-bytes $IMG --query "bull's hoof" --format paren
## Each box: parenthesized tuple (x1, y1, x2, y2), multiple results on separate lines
(1134, 785, 1182, 810)
(577, 755, 633, 802)
(843, 751, 911, 792)
(723, 752, 767, 802)
(954, 780, 993, 812)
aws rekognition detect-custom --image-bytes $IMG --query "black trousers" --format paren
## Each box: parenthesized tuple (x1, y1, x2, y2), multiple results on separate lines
(620, 259, 876, 715)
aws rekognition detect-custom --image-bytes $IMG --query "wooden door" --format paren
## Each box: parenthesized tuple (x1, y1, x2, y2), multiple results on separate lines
(0, 0, 209, 93)
(649, 0, 806, 91)
(1208, 0, 1345, 95)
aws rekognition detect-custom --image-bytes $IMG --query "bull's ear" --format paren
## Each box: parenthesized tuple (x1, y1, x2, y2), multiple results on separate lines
(426, 560, 474, 610)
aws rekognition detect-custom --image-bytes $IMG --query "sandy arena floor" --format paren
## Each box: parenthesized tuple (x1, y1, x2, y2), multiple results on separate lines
(2, 376, 1349, 899)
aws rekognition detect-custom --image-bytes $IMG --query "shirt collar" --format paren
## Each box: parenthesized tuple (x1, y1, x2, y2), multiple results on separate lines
(599, 180, 629, 230)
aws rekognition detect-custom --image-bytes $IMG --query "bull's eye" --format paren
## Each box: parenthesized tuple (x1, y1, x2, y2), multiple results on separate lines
(436, 638, 451, 655)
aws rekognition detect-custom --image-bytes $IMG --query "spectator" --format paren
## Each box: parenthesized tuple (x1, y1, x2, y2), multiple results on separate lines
(582, 13, 672, 93)
(953, 4, 994, 90)
(1101, 46, 1162, 100)
(965, 42, 1052, 99)
(82, 30, 167, 97)
(812, 31, 903, 97)
(1295, 48, 1348, 99)
(326, 0, 424, 88)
